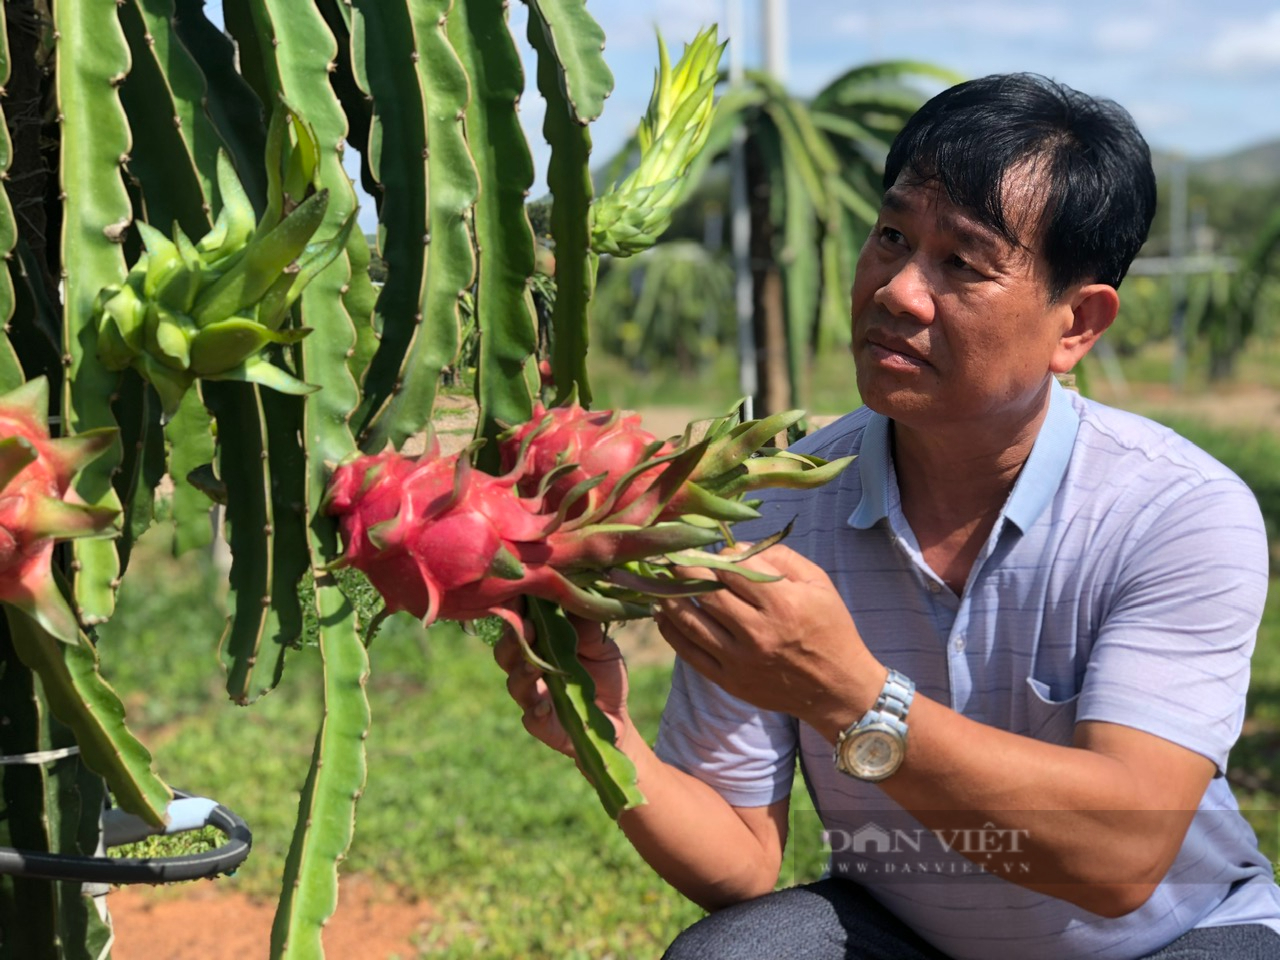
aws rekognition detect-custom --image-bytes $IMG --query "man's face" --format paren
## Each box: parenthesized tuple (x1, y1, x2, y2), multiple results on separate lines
(850, 173, 1076, 429)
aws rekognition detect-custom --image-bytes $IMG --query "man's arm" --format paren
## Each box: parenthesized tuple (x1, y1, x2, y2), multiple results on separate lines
(870, 696, 1213, 916)
(619, 742, 790, 911)
(654, 545, 1218, 918)
(494, 626, 790, 912)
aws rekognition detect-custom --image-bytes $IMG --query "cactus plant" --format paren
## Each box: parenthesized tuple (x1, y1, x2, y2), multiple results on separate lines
(0, 3, 762, 957)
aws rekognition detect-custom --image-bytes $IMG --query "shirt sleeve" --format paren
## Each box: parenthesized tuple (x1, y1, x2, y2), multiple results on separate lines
(1076, 476, 1269, 773)
(654, 656, 799, 807)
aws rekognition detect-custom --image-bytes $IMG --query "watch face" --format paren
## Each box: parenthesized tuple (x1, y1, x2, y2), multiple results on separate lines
(841, 726, 904, 781)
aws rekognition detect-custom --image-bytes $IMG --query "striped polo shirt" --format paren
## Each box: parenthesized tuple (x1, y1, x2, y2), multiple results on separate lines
(654, 378, 1280, 960)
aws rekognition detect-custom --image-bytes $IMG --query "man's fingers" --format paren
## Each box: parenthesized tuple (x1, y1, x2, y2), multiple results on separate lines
(504, 656, 541, 700)
(493, 630, 524, 672)
(655, 605, 726, 681)
(746, 543, 825, 581)
(654, 596, 733, 658)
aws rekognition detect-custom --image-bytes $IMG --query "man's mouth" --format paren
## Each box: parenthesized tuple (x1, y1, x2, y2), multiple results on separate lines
(864, 334, 931, 369)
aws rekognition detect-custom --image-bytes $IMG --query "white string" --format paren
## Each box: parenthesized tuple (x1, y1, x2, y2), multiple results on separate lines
(0, 745, 81, 765)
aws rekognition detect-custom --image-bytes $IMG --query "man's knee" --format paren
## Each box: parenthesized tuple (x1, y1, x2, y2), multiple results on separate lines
(661, 881, 951, 960)
(661, 888, 820, 960)
(661, 883, 852, 960)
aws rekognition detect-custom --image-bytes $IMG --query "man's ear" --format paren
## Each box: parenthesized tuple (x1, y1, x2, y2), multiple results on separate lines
(1051, 283, 1119, 374)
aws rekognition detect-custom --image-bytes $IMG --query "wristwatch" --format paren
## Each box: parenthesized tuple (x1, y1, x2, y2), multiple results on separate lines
(833, 669, 915, 782)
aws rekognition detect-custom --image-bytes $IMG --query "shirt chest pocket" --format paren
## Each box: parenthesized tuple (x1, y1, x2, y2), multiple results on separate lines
(1024, 677, 1080, 746)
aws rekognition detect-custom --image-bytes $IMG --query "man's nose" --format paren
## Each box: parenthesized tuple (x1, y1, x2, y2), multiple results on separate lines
(872, 258, 934, 323)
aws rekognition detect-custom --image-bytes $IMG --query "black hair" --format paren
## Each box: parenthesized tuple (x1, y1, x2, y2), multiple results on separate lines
(883, 73, 1157, 300)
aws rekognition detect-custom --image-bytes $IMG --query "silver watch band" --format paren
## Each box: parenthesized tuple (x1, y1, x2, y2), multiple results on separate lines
(870, 669, 914, 728)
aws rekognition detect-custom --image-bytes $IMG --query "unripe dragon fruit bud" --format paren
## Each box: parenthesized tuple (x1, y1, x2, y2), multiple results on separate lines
(591, 26, 725, 258)
(0, 377, 118, 642)
(93, 109, 355, 417)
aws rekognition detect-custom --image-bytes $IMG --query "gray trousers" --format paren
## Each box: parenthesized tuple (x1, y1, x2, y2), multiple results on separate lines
(662, 879, 1280, 960)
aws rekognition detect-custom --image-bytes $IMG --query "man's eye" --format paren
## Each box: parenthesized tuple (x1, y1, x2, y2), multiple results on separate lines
(879, 227, 905, 245)
(948, 254, 976, 272)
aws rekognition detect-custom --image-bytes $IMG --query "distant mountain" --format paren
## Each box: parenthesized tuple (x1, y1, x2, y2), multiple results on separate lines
(1153, 139, 1280, 186)
(1192, 140, 1280, 185)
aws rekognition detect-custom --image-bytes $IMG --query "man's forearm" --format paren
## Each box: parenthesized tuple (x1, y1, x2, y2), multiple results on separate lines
(808, 692, 1211, 916)
(611, 731, 785, 912)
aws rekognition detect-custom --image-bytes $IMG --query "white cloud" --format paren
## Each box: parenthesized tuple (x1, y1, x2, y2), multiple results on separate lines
(832, 12, 873, 36)
(959, 3, 1072, 37)
(1093, 16, 1165, 54)
(1124, 98, 1192, 135)
(835, 1, 1071, 39)
(1205, 9, 1280, 73)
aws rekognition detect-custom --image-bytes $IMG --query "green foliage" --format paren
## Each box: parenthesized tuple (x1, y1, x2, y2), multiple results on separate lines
(1146, 163, 1280, 260)
(1196, 209, 1280, 380)
(1146, 416, 1280, 564)
(1110, 275, 1172, 356)
(593, 241, 734, 372)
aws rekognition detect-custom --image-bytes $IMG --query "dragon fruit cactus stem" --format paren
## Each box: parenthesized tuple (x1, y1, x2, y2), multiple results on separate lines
(0, 377, 118, 642)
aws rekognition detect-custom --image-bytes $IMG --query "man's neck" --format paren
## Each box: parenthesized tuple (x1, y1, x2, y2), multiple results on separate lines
(888, 386, 1053, 592)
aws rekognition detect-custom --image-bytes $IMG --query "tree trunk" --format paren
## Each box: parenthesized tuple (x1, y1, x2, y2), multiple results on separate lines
(746, 133, 789, 419)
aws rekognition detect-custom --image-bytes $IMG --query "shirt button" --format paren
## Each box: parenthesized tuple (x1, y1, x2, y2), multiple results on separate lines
(953, 635, 966, 653)
(928, 580, 941, 594)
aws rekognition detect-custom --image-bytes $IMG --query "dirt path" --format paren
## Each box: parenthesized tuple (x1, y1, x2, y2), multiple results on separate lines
(108, 875, 432, 960)
(1088, 381, 1280, 431)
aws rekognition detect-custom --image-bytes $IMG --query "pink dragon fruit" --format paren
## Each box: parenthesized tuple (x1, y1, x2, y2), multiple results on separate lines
(325, 402, 855, 649)
(324, 434, 722, 643)
(0, 377, 117, 641)
(499, 401, 673, 519)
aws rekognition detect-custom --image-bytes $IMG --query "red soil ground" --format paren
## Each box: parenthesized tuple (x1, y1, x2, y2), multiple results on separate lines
(108, 875, 433, 959)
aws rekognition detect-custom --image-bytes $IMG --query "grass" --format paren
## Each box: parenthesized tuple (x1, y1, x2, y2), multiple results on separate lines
(586, 344, 862, 418)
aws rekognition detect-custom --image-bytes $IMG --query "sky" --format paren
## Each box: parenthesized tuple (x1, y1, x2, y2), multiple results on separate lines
(206, 1, 1280, 226)
(497, 0, 1280, 207)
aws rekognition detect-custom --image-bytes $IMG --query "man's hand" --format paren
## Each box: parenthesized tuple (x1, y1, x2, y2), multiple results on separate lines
(652, 544, 884, 735)
(493, 616, 631, 758)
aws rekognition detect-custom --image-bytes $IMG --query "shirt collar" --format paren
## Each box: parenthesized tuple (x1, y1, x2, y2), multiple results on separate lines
(848, 413, 893, 529)
(1002, 377, 1080, 533)
(846, 377, 1080, 534)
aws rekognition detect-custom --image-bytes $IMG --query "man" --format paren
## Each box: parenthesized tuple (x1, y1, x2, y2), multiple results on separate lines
(496, 74, 1280, 959)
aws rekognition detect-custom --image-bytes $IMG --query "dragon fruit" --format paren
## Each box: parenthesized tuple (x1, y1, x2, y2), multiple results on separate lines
(324, 435, 723, 644)
(325, 403, 855, 652)
(0, 377, 117, 642)
(499, 402, 673, 518)
(501, 400, 856, 526)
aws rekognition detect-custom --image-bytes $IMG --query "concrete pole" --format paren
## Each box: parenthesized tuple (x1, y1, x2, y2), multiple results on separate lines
(1169, 156, 1189, 390)
(763, 0, 787, 81)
